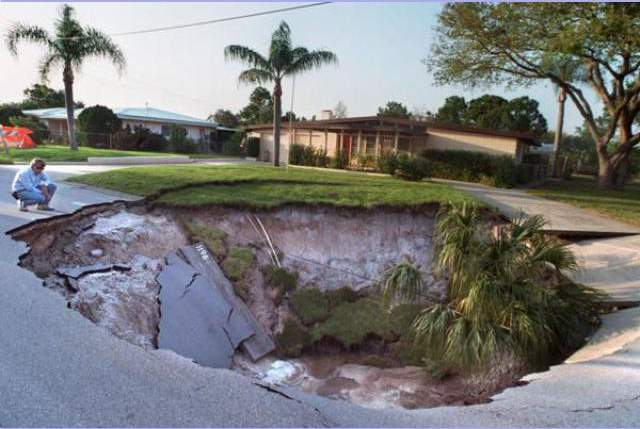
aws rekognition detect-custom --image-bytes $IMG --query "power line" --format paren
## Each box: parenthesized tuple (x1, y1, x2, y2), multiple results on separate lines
(56, 2, 331, 40)
(110, 2, 331, 37)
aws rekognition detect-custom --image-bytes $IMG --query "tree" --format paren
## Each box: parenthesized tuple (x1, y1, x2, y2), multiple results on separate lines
(225, 21, 337, 166)
(427, 3, 640, 189)
(505, 96, 548, 137)
(0, 103, 24, 126)
(77, 105, 121, 148)
(334, 100, 348, 118)
(6, 4, 125, 150)
(466, 95, 509, 130)
(239, 87, 273, 125)
(377, 101, 411, 118)
(211, 109, 240, 128)
(435, 96, 467, 124)
(21, 83, 83, 110)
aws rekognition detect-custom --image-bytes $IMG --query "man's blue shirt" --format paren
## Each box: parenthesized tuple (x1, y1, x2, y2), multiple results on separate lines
(11, 168, 52, 193)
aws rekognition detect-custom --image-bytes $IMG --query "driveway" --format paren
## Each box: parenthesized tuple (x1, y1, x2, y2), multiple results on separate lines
(1, 164, 639, 427)
(442, 179, 640, 236)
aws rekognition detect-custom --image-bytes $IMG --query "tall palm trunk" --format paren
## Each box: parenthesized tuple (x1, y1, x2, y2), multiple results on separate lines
(272, 79, 282, 166)
(552, 88, 566, 178)
(63, 63, 78, 150)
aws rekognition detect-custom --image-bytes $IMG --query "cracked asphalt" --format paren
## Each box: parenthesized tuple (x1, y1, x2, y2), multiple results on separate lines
(1, 164, 639, 427)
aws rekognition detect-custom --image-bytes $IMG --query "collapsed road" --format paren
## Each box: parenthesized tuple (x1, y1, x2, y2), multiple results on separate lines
(158, 243, 274, 368)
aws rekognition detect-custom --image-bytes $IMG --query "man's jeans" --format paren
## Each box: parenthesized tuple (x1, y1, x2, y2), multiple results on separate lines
(17, 183, 57, 207)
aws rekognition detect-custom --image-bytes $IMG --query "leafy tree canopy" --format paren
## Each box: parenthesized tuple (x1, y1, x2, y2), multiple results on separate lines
(239, 86, 273, 125)
(433, 94, 548, 136)
(377, 101, 411, 118)
(426, 2, 640, 188)
(435, 96, 467, 124)
(0, 103, 24, 126)
(21, 83, 83, 109)
(211, 108, 240, 128)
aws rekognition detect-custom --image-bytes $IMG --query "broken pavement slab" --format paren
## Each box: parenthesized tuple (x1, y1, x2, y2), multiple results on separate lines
(568, 234, 640, 305)
(157, 244, 274, 368)
(181, 242, 276, 361)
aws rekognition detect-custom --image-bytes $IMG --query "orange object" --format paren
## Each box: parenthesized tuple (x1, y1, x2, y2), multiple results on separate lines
(0, 126, 35, 148)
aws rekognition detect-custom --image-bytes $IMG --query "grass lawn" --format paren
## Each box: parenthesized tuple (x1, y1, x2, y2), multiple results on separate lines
(529, 176, 640, 226)
(0, 145, 236, 163)
(69, 164, 475, 208)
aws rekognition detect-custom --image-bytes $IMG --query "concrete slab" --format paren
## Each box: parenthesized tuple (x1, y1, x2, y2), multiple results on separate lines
(181, 243, 276, 360)
(442, 179, 640, 236)
(569, 235, 640, 303)
(567, 306, 640, 363)
(158, 252, 236, 368)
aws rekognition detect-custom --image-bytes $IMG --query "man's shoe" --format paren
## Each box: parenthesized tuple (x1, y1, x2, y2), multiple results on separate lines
(36, 204, 55, 212)
(17, 200, 27, 212)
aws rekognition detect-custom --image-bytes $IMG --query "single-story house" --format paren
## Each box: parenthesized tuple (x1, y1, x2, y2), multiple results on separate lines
(24, 106, 236, 145)
(244, 113, 539, 165)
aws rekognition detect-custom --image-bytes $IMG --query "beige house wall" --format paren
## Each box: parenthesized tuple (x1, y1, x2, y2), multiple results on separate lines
(425, 129, 524, 161)
(250, 130, 339, 164)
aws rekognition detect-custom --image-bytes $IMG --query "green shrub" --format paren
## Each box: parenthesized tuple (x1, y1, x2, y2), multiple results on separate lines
(389, 303, 423, 338)
(170, 126, 198, 153)
(326, 287, 359, 309)
(315, 151, 330, 167)
(413, 203, 605, 376)
(394, 154, 431, 181)
(377, 151, 399, 175)
(276, 318, 312, 358)
(491, 156, 517, 188)
(263, 265, 298, 306)
(312, 298, 395, 348)
(330, 151, 349, 169)
(182, 219, 227, 256)
(290, 288, 330, 325)
(420, 149, 498, 182)
(77, 105, 121, 148)
(356, 154, 377, 170)
(246, 137, 260, 157)
(221, 247, 255, 281)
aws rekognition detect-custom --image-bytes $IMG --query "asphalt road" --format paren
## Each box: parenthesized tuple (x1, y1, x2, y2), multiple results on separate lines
(1, 164, 639, 427)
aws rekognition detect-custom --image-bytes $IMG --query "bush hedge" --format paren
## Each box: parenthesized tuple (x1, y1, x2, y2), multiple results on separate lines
(394, 154, 431, 181)
(289, 143, 329, 167)
(421, 149, 517, 188)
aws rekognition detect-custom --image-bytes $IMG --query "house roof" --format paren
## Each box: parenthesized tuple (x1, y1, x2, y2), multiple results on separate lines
(244, 115, 539, 145)
(24, 107, 222, 129)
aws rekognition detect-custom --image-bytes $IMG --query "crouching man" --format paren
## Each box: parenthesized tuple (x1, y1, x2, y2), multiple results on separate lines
(11, 158, 57, 212)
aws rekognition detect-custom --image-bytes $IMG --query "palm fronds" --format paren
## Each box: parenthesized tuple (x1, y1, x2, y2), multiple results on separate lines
(380, 261, 424, 308)
(414, 202, 606, 376)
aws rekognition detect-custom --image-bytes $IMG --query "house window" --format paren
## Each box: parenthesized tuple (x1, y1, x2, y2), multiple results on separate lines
(161, 125, 170, 137)
(364, 135, 376, 155)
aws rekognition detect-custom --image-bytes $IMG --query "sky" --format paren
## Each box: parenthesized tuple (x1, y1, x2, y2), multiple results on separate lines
(0, 2, 597, 133)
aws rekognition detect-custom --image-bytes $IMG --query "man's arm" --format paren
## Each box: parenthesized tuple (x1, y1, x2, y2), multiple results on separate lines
(12, 170, 36, 193)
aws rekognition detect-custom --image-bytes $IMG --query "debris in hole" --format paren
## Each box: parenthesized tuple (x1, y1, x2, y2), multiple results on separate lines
(157, 243, 275, 368)
(58, 255, 163, 348)
(90, 248, 103, 258)
(56, 262, 131, 279)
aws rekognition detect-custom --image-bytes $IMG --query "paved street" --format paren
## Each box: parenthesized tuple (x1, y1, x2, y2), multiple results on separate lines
(1, 164, 639, 427)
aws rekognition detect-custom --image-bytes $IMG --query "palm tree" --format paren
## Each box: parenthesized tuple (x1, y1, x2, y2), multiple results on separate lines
(550, 60, 579, 177)
(413, 202, 605, 377)
(6, 4, 125, 150)
(225, 21, 336, 166)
